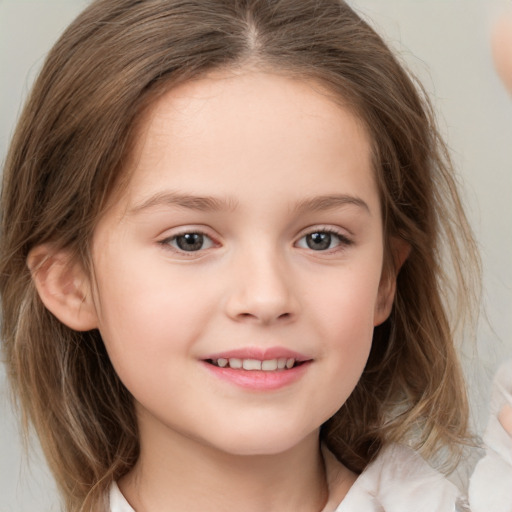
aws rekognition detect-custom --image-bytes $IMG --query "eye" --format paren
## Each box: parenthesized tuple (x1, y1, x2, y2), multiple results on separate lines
(296, 230, 352, 251)
(163, 232, 215, 252)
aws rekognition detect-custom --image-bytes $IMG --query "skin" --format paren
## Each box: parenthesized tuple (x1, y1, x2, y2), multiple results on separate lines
(76, 69, 398, 512)
(492, 13, 512, 95)
(499, 405, 512, 436)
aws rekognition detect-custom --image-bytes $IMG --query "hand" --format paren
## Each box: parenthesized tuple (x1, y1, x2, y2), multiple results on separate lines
(492, 14, 512, 94)
(498, 405, 512, 436)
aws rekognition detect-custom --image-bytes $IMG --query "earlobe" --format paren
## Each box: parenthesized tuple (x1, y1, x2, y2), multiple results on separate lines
(27, 245, 98, 331)
(374, 237, 411, 326)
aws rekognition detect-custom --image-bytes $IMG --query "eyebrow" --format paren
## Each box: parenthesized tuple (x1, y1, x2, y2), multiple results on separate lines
(129, 191, 370, 216)
(293, 194, 371, 215)
(129, 191, 239, 213)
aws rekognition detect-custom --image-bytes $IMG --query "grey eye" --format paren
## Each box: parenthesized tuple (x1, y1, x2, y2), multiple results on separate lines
(296, 230, 351, 251)
(176, 233, 204, 251)
(305, 232, 332, 251)
(168, 232, 214, 252)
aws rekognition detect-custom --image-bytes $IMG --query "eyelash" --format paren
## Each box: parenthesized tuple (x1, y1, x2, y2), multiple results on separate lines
(158, 227, 353, 256)
(159, 230, 218, 255)
(295, 228, 353, 253)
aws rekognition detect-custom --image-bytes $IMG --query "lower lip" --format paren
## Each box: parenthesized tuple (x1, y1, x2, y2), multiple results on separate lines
(202, 361, 310, 391)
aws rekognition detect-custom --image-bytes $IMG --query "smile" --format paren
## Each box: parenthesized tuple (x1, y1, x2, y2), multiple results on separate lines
(202, 348, 311, 390)
(205, 358, 300, 371)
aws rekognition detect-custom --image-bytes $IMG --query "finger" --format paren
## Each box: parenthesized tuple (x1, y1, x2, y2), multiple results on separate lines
(492, 14, 512, 94)
(498, 404, 512, 436)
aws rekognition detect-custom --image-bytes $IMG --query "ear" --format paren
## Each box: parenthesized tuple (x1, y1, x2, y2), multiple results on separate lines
(27, 244, 98, 331)
(374, 237, 411, 326)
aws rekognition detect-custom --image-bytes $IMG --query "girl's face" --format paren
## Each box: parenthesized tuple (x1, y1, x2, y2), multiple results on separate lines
(88, 69, 394, 456)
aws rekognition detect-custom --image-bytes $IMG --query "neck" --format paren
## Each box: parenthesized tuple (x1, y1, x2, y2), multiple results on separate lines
(119, 424, 332, 512)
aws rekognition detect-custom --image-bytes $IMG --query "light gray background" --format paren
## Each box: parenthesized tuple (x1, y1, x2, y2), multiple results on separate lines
(1, 0, 511, 510)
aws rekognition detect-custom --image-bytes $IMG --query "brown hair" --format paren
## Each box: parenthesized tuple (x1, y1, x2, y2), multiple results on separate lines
(0, 0, 479, 510)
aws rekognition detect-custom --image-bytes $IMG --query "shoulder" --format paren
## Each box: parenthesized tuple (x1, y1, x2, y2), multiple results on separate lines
(331, 444, 465, 512)
(331, 361, 512, 512)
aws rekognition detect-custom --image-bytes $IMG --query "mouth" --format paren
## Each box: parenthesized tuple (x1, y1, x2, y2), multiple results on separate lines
(204, 357, 307, 371)
(201, 348, 312, 390)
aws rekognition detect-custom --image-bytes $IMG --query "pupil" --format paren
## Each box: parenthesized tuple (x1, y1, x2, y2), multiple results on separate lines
(307, 232, 331, 250)
(176, 233, 203, 251)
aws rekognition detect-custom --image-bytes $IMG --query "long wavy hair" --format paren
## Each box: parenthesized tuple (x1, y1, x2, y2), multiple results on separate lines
(0, 0, 479, 510)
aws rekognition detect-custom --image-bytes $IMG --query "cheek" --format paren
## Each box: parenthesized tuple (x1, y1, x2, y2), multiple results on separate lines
(305, 259, 382, 371)
(315, 263, 382, 332)
(91, 252, 216, 380)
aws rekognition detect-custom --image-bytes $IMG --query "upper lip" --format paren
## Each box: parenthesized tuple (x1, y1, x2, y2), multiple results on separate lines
(202, 347, 311, 362)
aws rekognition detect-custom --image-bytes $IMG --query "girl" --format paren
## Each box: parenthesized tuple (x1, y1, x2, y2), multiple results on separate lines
(0, 1, 510, 511)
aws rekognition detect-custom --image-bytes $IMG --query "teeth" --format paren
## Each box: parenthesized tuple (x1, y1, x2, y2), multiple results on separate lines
(243, 359, 262, 370)
(229, 358, 242, 369)
(212, 357, 298, 371)
(261, 359, 278, 371)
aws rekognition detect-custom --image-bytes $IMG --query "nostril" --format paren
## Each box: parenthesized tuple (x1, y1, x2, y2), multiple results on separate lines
(233, 311, 293, 323)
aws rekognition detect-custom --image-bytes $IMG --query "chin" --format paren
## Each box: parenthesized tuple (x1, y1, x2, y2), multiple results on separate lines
(207, 426, 320, 458)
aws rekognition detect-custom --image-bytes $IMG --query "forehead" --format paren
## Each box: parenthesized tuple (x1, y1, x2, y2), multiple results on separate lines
(118, 68, 377, 214)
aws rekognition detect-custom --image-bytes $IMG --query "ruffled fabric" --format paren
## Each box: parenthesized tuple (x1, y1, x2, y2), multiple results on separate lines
(469, 361, 512, 512)
(330, 444, 462, 512)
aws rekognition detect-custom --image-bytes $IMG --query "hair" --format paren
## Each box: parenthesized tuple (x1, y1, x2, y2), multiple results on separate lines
(1, 0, 480, 510)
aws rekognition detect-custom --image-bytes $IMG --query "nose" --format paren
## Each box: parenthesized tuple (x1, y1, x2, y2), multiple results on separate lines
(224, 246, 299, 325)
